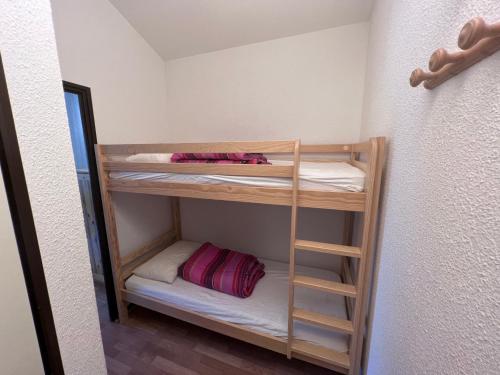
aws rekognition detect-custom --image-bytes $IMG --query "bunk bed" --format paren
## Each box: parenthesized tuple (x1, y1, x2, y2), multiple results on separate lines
(95, 138, 385, 375)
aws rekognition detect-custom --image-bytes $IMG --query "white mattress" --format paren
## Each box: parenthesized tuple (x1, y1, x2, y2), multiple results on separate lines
(110, 160, 365, 192)
(126, 258, 348, 353)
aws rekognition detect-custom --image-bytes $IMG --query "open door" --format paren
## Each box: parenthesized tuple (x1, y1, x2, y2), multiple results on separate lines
(63, 81, 118, 321)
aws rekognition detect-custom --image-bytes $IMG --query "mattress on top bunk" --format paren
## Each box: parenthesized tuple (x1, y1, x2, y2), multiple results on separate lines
(125, 257, 349, 353)
(109, 159, 365, 192)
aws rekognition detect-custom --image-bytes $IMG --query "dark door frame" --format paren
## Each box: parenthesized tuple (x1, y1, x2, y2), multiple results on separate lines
(0, 54, 65, 374)
(63, 81, 118, 321)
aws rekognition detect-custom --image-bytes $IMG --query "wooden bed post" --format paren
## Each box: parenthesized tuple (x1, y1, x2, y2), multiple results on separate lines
(95, 145, 129, 322)
(348, 137, 385, 374)
(171, 197, 182, 240)
(342, 212, 354, 246)
(341, 211, 355, 320)
(286, 140, 301, 358)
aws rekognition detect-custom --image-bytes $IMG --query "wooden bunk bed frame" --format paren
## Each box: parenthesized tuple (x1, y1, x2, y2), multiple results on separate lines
(95, 137, 385, 375)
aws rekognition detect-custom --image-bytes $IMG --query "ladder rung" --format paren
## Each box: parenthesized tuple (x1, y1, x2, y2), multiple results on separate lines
(293, 275, 357, 298)
(291, 339, 350, 369)
(293, 308, 354, 334)
(295, 239, 361, 258)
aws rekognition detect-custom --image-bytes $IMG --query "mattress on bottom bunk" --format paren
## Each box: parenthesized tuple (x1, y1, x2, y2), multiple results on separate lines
(125, 258, 349, 353)
(110, 160, 365, 192)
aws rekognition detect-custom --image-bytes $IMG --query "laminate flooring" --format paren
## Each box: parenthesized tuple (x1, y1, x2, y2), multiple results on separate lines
(95, 282, 339, 375)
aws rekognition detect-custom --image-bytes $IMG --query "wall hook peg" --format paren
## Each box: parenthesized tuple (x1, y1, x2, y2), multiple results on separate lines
(410, 17, 500, 89)
(428, 48, 465, 72)
(409, 68, 438, 87)
(458, 17, 500, 50)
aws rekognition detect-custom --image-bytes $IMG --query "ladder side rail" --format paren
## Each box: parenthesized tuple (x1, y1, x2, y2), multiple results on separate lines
(286, 140, 301, 358)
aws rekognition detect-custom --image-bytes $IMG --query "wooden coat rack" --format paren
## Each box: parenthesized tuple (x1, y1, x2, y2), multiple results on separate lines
(410, 17, 500, 89)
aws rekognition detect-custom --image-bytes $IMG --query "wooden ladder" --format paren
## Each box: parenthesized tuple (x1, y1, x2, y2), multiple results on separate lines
(287, 138, 384, 375)
(287, 240, 359, 371)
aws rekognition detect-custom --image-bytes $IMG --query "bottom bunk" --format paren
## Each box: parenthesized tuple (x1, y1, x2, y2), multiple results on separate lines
(122, 240, 350, 373)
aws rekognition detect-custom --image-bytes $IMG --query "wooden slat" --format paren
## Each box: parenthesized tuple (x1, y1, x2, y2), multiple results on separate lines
(351, 142, 371, 153)
(293, 275, 357, 298)
(107, 179, 367, 211)
(101, 141, 357, 155)
(100, 140, 297, 155)
(103, 161, 294, 177)
(293, 308, 354, 334)
(298, 190, 366, 211)
(300, 144, 352, 153)
(295, 239, 361, 258)
(298, 158, 350, 163)
(109, 180, 293, 205)
(291, 340, 350, 369)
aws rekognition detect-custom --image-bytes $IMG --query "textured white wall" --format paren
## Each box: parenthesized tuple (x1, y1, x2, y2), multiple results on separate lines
(51, 0, 172, 255)
(166, 24, 369, 269)
(361, 1, 500, 374)
(0, 0, 106, 374)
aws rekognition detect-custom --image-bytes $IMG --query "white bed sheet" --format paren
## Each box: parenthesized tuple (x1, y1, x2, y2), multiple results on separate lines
(110, 160, 365, 192)
(126, 258, 348, 353)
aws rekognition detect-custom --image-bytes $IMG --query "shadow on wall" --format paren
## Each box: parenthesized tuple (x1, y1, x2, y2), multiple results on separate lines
(180, 198, 348, 272)
(113, 193, 172, 257)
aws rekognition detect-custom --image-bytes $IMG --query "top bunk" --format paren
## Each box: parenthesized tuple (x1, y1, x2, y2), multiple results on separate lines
(95, 138, 385, 212)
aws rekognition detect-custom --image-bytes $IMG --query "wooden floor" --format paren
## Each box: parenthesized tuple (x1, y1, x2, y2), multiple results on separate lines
(95, 282, 339, 375)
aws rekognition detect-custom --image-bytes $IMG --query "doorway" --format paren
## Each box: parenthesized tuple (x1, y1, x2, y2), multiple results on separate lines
(63, 81, 118, 321)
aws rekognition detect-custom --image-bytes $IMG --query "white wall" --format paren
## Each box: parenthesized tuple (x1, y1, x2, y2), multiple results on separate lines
(0, 174, 44, 375)
(113, 192, 172, 257)
(361, 1, 500, 374)
(0, 0, 106, 373)
(166, 24, 369, 269)
(181, 199, 348, 269)
(51, 0, 168, 144)
(51, 0, 172, 255)
(165, 23, 368, 144)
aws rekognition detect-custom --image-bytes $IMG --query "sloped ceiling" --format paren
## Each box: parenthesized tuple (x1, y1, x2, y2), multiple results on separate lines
(110, 0, 373, 60)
